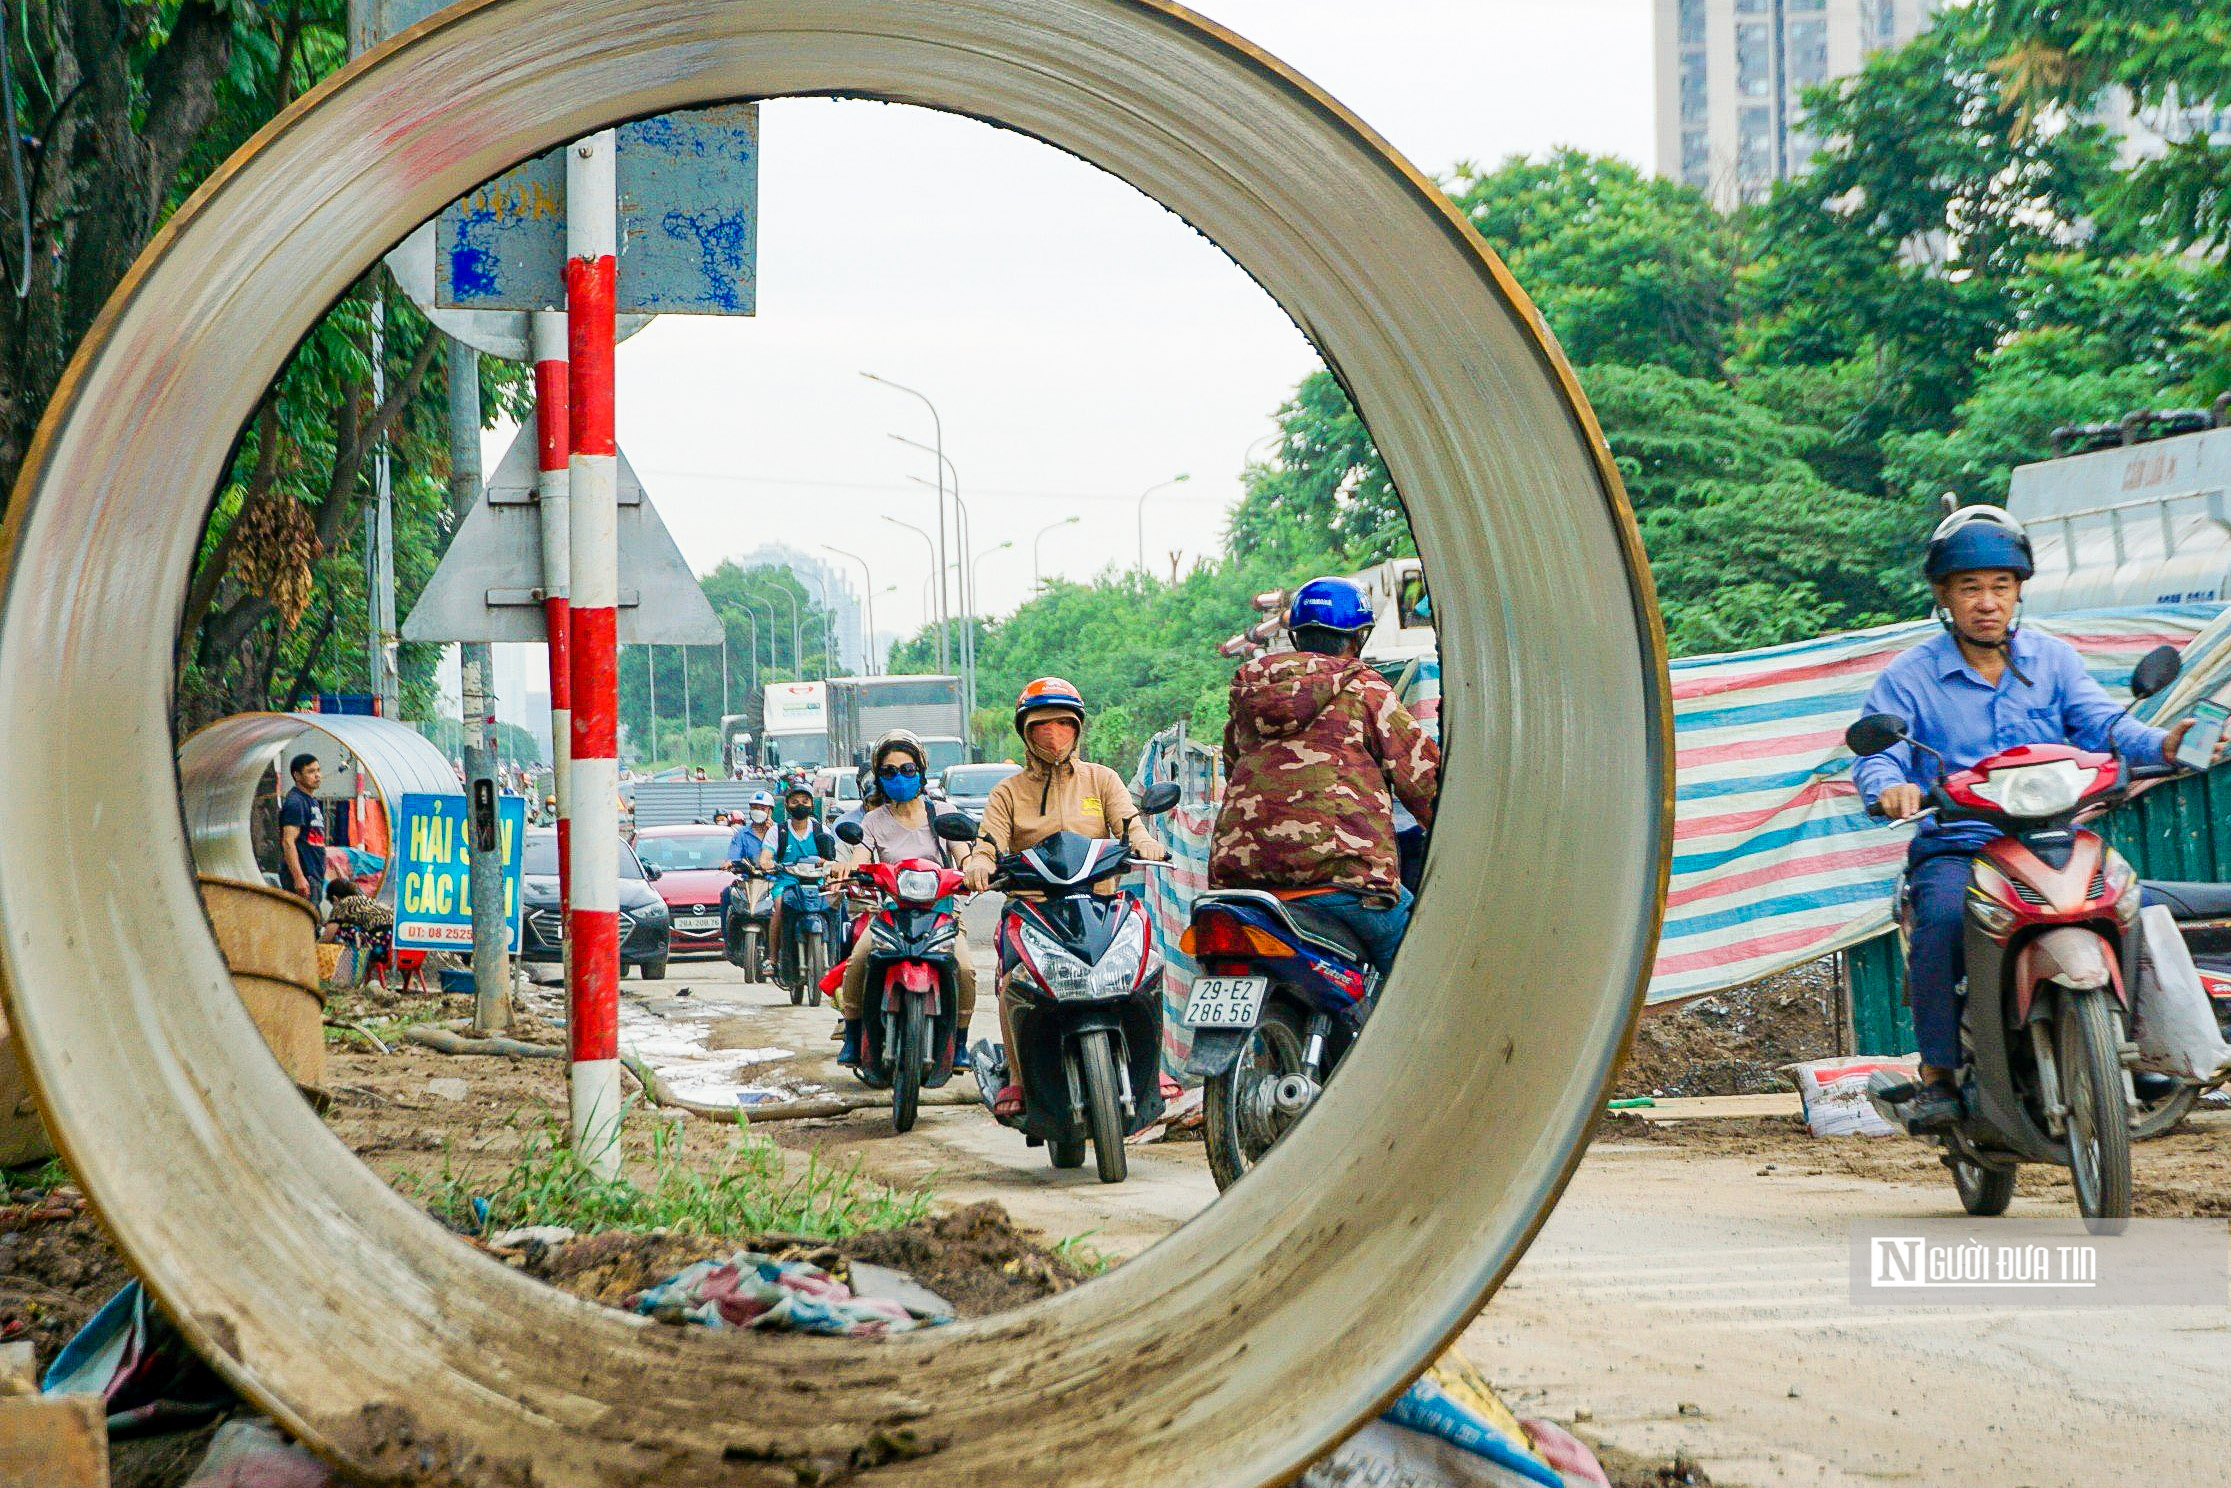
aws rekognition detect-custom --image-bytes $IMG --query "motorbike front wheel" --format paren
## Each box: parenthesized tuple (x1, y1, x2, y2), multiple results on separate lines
(1203, 1000, 1309, 1192)
(892, 999, 927, 1134)
(1079, 1031, 1128, 1184)
(2060, 989, 2133, 1232)
(803, 929, 827, 1009)
(1951, 1155, 2015, 1217)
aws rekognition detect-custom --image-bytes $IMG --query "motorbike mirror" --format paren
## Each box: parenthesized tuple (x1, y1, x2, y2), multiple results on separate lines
(834, 820, 865, 845)
(1138, 781, 1183, 815)
(2131, 644, 2181, 701)
(1845, 713, 1908, 757)
(933, 812, 979, 843)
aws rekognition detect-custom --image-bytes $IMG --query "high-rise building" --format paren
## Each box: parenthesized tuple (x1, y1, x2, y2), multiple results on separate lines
(1654, 0, 1940, 208)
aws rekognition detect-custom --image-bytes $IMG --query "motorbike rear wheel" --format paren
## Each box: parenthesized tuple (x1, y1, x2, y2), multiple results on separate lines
(1203, 1000, 1308, 1192)
(1951, 1155, 2015, 1217)
(1079, 1031, 1128, 1184)
(2129, 1081, 2199, 1141)
(804, 930, 827, 1009)
(2060, 990, 2133, 1232)
(892, 999, 926, 1134)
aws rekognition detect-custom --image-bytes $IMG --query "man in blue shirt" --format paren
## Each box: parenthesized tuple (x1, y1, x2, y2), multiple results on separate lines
(1851, 507, 2207, 1127)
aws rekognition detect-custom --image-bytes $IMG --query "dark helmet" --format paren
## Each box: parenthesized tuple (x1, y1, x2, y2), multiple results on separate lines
(1289, 576, 1376, 634)
(1925, 505, 2033, 583)
(1013, 676, 1086, 740)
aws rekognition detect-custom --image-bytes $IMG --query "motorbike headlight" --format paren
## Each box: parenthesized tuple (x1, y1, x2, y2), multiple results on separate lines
(1088, 913, 1151, 997)
(1967, 760, 2095, 817)
(1018, 920, 1094, 1000)
(896, 868, 943, 904)
(1965, 885, 2019, 940)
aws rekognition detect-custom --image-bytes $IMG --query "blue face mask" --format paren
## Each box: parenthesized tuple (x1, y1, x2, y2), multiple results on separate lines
(881, 769, 923, 804)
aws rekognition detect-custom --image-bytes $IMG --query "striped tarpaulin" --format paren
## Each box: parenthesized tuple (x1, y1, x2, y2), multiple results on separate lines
(1137, 606, 2231, 1042)
(1653, 605, 2231, 1001)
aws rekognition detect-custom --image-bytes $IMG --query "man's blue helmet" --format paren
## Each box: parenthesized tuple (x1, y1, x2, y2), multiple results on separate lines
(1289, 576, 1375, 634)
(1925, 505, 2033, 582)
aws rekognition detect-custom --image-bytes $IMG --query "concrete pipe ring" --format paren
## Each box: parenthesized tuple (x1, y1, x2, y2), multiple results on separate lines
(0, 2, 1671, 1484)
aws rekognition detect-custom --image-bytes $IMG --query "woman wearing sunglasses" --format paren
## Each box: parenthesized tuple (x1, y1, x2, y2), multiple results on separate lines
(832, 730, 977, 1067)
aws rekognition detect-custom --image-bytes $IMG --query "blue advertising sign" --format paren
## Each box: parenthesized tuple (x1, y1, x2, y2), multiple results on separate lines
(436, 104, 759, 316)
(393, 793, 527, 953)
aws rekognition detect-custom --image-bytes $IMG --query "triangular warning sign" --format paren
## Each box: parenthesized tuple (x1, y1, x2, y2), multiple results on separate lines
(402, 429, 723, 645)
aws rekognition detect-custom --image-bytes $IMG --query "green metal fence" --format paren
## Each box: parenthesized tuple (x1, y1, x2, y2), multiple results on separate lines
(1843, 763, 2231, 1054)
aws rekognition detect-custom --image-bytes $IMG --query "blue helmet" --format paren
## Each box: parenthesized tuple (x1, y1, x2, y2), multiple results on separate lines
(1289, 576, 1375, 634)
(1925, 506, 2033, 582)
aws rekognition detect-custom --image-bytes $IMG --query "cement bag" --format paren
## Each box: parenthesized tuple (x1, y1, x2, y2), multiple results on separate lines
(2135, 905, 2231, 1080)
(1790, 1056, 1918, 1137)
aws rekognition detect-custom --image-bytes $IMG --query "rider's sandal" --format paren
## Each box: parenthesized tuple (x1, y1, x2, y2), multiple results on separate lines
(993, 1084, 1024, 1119)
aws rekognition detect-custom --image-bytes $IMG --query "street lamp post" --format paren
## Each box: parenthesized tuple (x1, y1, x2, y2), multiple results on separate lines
(770, 582, 802, 680)
(1033, 515, 1081, 584)
(1136, 473, 1192, 572)
(972, 540, 1013, 602)
(823, 546, 877, 675)
(862, 373, 950, 671)
(906, 469, 978, 726)
(881, 515, 939, 665)
(743, 595, 781, 677)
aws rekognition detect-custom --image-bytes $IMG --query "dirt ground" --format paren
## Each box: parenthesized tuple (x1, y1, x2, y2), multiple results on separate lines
(1599, 1107, 2231, 1216)
(1615, 962, 1841, 1100)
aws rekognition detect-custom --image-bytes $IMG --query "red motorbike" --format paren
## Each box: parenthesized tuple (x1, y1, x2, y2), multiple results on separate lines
(832, 815, 978, 1132)
(1846, 644, 2182, 1230)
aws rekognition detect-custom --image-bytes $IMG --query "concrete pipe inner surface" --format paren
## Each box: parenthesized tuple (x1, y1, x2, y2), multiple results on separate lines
(0, 2, 1670, 1484)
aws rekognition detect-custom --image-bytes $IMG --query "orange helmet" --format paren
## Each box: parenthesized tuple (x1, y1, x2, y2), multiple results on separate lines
(1014, 676, 1086, 739)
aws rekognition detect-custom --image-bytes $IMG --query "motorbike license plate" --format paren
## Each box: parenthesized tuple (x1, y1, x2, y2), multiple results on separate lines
(1182, 976, 1269, 1029)
(676, 915, 719, 931)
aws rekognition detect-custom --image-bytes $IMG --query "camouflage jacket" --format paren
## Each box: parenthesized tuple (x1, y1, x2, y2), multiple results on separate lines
(1208, 651, 1440, 900)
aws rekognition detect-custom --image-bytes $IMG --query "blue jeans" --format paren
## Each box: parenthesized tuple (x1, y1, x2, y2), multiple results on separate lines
(1305, 886, 1415, 977)
(1905, 841, 1975, 1071)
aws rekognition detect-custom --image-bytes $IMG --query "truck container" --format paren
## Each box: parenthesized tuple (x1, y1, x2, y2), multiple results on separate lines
(825, 675, 967, 768)
(761, 681, 829, 770)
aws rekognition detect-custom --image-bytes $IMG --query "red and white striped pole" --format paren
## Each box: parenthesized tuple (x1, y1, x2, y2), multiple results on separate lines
(532, 311, 572, 924)
(564, 130, 622, 1177)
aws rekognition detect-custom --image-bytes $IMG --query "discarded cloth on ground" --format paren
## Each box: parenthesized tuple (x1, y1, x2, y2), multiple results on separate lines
(42, 1281, 233, 1437)
(1303, 1350, 1596, 1488)
(183, 1419, 333, 1487)
(633, 1252, 952, 1335)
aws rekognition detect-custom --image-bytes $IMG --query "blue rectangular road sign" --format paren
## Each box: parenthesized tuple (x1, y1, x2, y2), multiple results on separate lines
(437, 104, 759, 316)
(393, 793, 528, 953)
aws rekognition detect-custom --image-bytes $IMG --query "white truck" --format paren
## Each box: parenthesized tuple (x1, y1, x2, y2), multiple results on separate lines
(760, 681, 829, 770)
(2005, 416, 2231, 617)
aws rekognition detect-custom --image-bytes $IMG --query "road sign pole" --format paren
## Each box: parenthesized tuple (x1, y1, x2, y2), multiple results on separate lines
(448, 339, 513, 1033)
(565, 129, 622, 1178)
(532, 311, 572, 942)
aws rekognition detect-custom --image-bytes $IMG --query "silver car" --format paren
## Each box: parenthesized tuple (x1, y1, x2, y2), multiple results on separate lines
(938, 761, 1022, 823)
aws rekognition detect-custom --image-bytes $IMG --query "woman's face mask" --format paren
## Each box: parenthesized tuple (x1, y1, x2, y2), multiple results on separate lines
(878, 760, 923, 803)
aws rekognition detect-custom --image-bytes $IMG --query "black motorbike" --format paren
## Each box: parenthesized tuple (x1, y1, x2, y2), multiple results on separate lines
(970, 780, 1181, 1183)
(723, 864, 774, 983)
(771, 862, 836, 1007)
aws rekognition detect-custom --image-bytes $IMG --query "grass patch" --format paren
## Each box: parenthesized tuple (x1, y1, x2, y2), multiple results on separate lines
(397, 1117, 932, 1242)
(1051, 1230, 1115, 1276)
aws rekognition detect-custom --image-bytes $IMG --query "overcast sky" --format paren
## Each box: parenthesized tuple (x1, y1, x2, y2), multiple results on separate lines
(465, 0, 1654, 718)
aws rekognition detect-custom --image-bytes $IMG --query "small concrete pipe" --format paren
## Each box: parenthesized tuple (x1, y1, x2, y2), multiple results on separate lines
(0, 2, 1670, 1483)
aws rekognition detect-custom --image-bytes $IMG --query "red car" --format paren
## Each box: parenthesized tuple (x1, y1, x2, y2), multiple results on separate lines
(632, 823, 742, 960)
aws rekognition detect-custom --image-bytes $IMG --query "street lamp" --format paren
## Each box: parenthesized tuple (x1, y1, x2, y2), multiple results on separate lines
(823, 546, 877, 676)
(742, 594, 781, 677)
(972, 540, 1013, 603)
(907, 471, 978, 722)
(1136, 473, 1192, 572)
(881, 515, 940, 666)
(1033, 515, 1081, 584)
(862, 372, 950, 669)
(770, 581, 802, 681)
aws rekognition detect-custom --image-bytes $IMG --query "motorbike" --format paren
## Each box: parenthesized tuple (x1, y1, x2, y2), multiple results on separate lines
(723, 865, 774, 983)
(832, 814, 980, 1132)
(1847, 643, 2184, 1230)
(1180, 891, 1376, 1190)
(771, 861, 837, 1007)
(970, 780, 1182, 1184)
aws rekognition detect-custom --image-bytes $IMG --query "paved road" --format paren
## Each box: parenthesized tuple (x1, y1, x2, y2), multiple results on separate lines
(637, 954, 2228, 1487)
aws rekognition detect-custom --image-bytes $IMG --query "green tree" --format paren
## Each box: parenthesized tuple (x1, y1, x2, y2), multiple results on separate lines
(1446, 149, 1737, 377)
